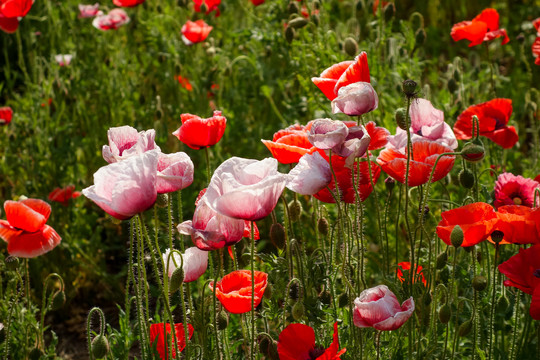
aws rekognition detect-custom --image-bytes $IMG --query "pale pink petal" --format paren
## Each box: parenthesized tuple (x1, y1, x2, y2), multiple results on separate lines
(156, 152, 194, 194)
(78, 3, 100, 18)
(307, 119, 349, 150)
(102, 126, 160, 163)
(332, 125, 371, 167)
(287, 152, 331, 195)
(373, 297, 415, 331)
(163, 247, 208, 283)
(331, 82, 378, 116)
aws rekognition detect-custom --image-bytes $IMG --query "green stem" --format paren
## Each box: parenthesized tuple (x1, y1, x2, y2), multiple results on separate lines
(250, 220, 256, 360)
(488, 245, 500, 360)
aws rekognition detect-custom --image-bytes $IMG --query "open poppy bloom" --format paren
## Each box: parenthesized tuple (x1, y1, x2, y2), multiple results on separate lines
(0, 106, 13, 125)
(156, 152, 194, 194)
(377, 140, 455, 187)
(149, 323, 194, 359)
(436, 202, 498, 247)
(172, 110, 226, 150)
(102, 126, 160, 163)
(113, 0, 145, 7)
(0, 0, 32, 33)
(353, 285, 415, 331)
(55, 54, 73, 67)
(494, 173, 540, 208)
(262, 124, 316, 164)
(312, 52, 371, 101)
(498, 244, 540, 320)
(277, 322, 346, 360)
(0, 199, 61, 258)
(181, 20, 213, 45)
(490, 206, 540, 245)
(450, 8, 509, 47)
(78, 3, 100, 18)
(209, 270, 268, 314)
(92, 8, 130, 30)
(48, 185, 81, 206)
(453, 98, 517, 149)
(176, 75, 193, 91)
(396, 262, 427, 287)
(193, 0, 220, 16)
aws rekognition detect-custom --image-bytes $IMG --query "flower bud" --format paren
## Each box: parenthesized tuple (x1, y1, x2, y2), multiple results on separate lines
(270, 223, 286, 249)
(217, 310, 229, 330)
(288, 281, 302, 301)
(385, 177, 396, 191)
(472, 275, 487, 291)
(355, 0, 363, 12)
(92, 334, 110, 359)
(5, 255, 19, 271)
(338, 292, 349, 308)
(415, 28, 426, 47)
(344, 37, 359, 57)
(291, 301, 304, 320)
(423, 292, 432, 306)
(156, 193, 169, 208)
(51, 290, 66, 310)
(383, 3, 395, 21)
(312, 0, 320, 9)
(453, 69, 461, 82)
(169, 266, 185, 293)
(264, 283, 273, 299)
(288, 17, 309, 29)
(438, 304, 451, 324)
(317, 217, 329, 236)
(288, 200, 302, 222)
(496, 295, 509, 313)
(450, 225, 464, 248)
(436, 252, 447, 269)
(402, 80, 417, 97)
(311, 14, 319, 26)
(447, 78, 458, 93)
(319, 289, 332, 305)
(458, 168, 475, 189)
(458, 320, 472, 337)
(395, 107, 408, 130)
(288, 1, 299, 14)
(491, 230, 504, 245)
(258, 335, 271, 355)
(285, 26, 295, 43)
(461, 140, 485, 163)
(200, 2, 208, 13)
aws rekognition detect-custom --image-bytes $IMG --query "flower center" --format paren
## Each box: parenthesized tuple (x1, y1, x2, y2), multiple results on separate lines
(308, 346, 326, 359)
(494, 117, 505, 130)
(533, 269, 540, 279)
(513, 197, 522, 205)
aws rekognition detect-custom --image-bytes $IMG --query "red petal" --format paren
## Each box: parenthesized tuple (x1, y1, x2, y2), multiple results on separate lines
(0, 0, 33, 18)
(450, 21, 488, 47)
(312, 78, 339, 101)
(0, 220, 23, 243)
(319, 60, 354, 79)
(4, 199, 51, 232)
(0, 15, 18, 33)
(6, 225, 61, 258)
(365, 121, 389, 150)
(472, 8, 499, 32)
(485, 126, 518, 149)
(317, 322, 347, 360)
(262, 139, 315, 164)
(334, 52, 371, 93)
(484, 28, 509, 45)
(531, 286, 540, 320)
(277, 323, 315, 360)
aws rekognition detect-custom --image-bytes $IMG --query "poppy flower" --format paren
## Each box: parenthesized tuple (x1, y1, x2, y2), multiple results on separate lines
(92, 8, 130, 30)
(331, 82, 378, 116)
(532, 37, 540, 66)
(377, 140, 455, 187)
(48, 185, 81, 206)
(0, 106, 13, 125)
(287, 152, 332, 195)
(112, 0, 145, 7)
(300, 5, 318, 18)
(396, 262, 427, 287)
(193, 0, 220, 16)
(436, 202, 498, 247)
(386, 98, 457, 152)
(163, 247, 208, 283)
(353, 285, 415, 331)
(156, 152, 194, 194)
(450, 8, 509, 47)
(204, 157, 289, 221)
(312, 52, 370, 101)
(176, 75, 193, 91)
(262, 124, 316, 164)
(0, 0, 32, 18)
(82, 150, 158, 220)
(181, 20, 212, 45)
(308, 119, 350, 150)
(498, 244, 540, 319)
(172, 111, 226, 150)
(78, 3, 100, 18)
(55, 54, 73, 67)
(453, 98, 517, 149)
(0, 14, 19, 33)
(209, 270, 268, 314)
(313, 152, 380, 203)
(102, 126, 160, 163)
(250, 0, 264, 5)
(149, 323, 194, 359)
(494, 173, 540, 208)
(0, 199, 61, 258)
(277, 322, 346, 360)
(489, 205, 540, 245)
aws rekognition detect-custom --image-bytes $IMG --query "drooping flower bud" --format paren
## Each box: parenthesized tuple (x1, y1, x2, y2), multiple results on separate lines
(169, 266, 185, 293)
(461, 141, 485, 162)
(217, 310, 229, 330)
(51, 290, 66, 310)
(5, 255, 19, 271)
(458, 168, 475, 189)
(270, 223, 286, 249)
(395, 107, 408, 130)
(472, 275, 488, 291)
(344, 37, 359, 57)
(317, 217, 329, 236)
(438, 304, 451, 324)
(92, 334, 110, 359)
(409, 12, 424, 30)
(288, 200, 302, 222)
(291, 301, 305, 320)
(458, 320, 472, 337)
(288, 17, 308, 29)
(383, 2, 395, 21)
(415, 28, 426, 47)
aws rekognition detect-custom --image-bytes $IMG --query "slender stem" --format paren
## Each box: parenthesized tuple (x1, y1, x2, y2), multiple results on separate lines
(250, 220, 256, 360)
(376, 331, 382, 360)
(488, 245, 499, 360)
(204, 147, 212, 184)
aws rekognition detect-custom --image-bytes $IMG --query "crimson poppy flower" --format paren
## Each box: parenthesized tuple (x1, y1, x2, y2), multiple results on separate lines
(453, 98, 517, 149)
(172, 110, 226, 150)
(0, 106, 13, 125)
(377, 140, 455, 187)
(181, 20, 212, 45)
(177, 75, 193, 91)
(312, 52, 370, 101)
(149, 323, 194, 359)
(193, 0, 220, 16)
(48, 186, 81, 206)
(396, 262, 427, 287)
(533, 37, 540, 66)
(494, 173, 540, 208)
(262, 124, 316, 164)
(277, 322, 346, 360)
(113, 0, 144, 6)
(209, 270, 268, 314)
(490, 206, 540, 245)
(436, 202, 498, 247)
(0, 199, 61, 258)
(498, 244, 540, 319)
(451, 8, 509, 47)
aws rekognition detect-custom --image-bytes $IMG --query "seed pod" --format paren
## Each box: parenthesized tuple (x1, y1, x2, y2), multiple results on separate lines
(472, 275, 488, 292)
(92, 335, 110, 359)
(264, 283, 273, 299)
(288, 200, 302, 221)
(385, 177, 396, 191)
(338, 292, 349, 308)
(344, 37, 359, 57)
(458, 168, 475, 189)
(51, 290, 66, 310)
(285, 26, 295, 43)
(395, 107, 408, 130)
(288, 17, 309, 29)
(491, 230, 504, 245)
(270, 223, 286, 249)
(291, 301, 304, 320)
(458, 320, 472, 337)
(415, 28, 426, 47)
(217, 310, 229, 330)
(450, 225, 464, 248)
(156, 193, 169, 208)
(402, 80, 417, 97)
(5, 255, 19, 271)
(461, 141, 485, 162)
(453, 69, 461, 82)
(447, 78, 458, 93)
(317, 217, 329, 236)
(438, 304, 451, 324)
(169, 266, 185, 293)
(436, 252, 447, 269)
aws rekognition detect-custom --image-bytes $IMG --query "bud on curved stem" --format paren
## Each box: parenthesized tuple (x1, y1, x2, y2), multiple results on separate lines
(87, 307, 107, 360)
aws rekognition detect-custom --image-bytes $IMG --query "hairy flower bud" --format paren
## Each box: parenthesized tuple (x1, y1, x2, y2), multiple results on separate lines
(438, 304, 451, 324)
(291, 301, 305, 320)
(450, 225, 464, 248)
(458, 320, 472, 337)
(169, 266, 185, 293)
(92, 335, 110, 359)
(317, 217, 329, 236)
(51, 290, 66, 311)
(436, 252, 448, 269)
(395, 107, 408, 130)
(270, 223, 286, 249)
(344, 37, 359, 57)
(5, 255, 19, 271)
(461, 140, 485, 162)
(217, 310, 229, 330)
(415, 28, 426, 47)
(338, 292, 349, 308)
(285, 26, 295, 43)
(288, 200, 302, 222)
(447, 78, 458, 93)
(472, 275, 488, 291)
(458, 168, 475, 189)
(288, 17, 308, 29)
(402, 80, 417, 97)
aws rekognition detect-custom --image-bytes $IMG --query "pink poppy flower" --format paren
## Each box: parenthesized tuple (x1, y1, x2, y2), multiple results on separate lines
(353, 285, 415, 331)
(163, 247, 208, 283)
(113, 0, 145, 7)
(387, 99, 457, 152)
(331, 82, 378, 116)
(286, 152, 331, 195)
(331, 125, 371, 168)
(0, 199, 61, 258)
(92, 8, 130, 31)
(82, 150, 158, 220)
(204, 157, 289, 221)
(0, 106, 13, 125)
(78, 3, 100, 18)
(156, 152, 194, 194)
(102, 126, 160, 163)
(494, 173, 540, 208)
(181, 20, 212, 46)
(48, 185, 81, 206)
(55, 54, 73, 67)
(307, 119, 349, 150)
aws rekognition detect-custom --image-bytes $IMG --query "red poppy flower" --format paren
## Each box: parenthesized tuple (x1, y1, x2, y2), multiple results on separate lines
(176, 75, 193, 91)
(436, 202, 498, 247)
(490, 206, 540, 245)
(494, 173, 540, 208)
(0, 199, 61, 258)
(181, 20, 213, 45)
(312, 52, 370, 101)
(278, 322, 346, 360)
(262, 125, 316, 164)
(498, 244, 540, 319)
(0, 14, 18, 33)
(172, 110, 226, 150)
(209, 270, 268, 314)
(0, 0, 32, 18)
(193, 0, 220, 16)
(313, 152, 380, 203)
(250, 0, 264, 5)
(532, 37, 540, 66)
(48, 185, 81, 206)
(149, 323, 194, 359)
(377, 140, 455, 187)
(112, 0, 145, 7)
(300, 5, 319, 18)
(453, 98, 517, 149)
(451, 8, 509, 47)
(396, 262, 427, 287)
(0, 106, 13, 125)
